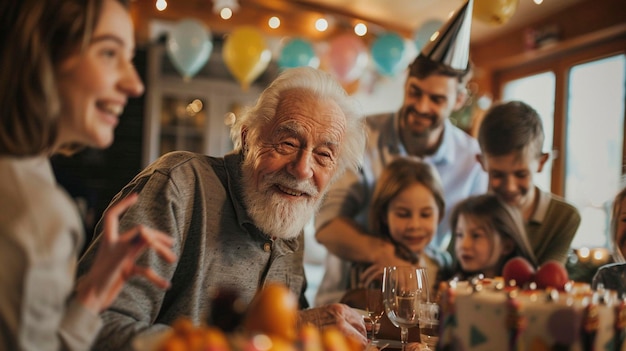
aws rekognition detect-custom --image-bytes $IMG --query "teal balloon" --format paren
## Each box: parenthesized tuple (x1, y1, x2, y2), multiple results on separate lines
(167, 19, 213, 79)
(414, 19, 444, 51)
(371, 32, 405, 76)
(278, 38, 319, 69)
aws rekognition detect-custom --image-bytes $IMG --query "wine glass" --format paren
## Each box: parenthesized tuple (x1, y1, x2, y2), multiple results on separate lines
(382, 266, 427, 351)
(365, 278, 384, 343)
(418, 299, 439, 350)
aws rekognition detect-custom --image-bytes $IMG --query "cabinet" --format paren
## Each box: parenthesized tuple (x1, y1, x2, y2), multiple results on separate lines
(142, 43, 265, 167)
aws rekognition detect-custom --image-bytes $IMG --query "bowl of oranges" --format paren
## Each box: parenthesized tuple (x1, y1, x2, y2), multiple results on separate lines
(135, 283, 366, 351)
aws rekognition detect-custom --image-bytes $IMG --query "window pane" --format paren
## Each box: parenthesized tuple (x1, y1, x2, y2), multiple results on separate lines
(503, 72, 555, 191)
(159, 95, 207, 156)
(565, 54, 626, 248)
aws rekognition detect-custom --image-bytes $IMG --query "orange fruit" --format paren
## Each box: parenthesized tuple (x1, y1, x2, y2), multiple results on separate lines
(299, 323, 323, 351)
(321, 327, 350, 351)
(185, 329, 204, 351)
(202, 326, 230, 351)
(171, 317, 195, 335)
(158, 335, 187, 351)
(344, 333, 362, 351)
(163, 317, 233, 351)
(243, 282, 299, 341)
(244, 334, 297, 351)
(267, 336, 297, 351)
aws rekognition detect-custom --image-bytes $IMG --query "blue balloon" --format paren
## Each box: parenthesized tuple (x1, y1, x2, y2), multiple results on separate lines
(371, 32, 405, 76)
(414, 19, 444, 52)
(167, 19, 213, 79)
(278, 38, 319, 70)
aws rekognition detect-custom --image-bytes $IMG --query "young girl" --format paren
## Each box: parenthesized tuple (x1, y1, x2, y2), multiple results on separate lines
(450, 194, 537, 280)
(358, 157, 451, 293)
(315, 157, 450, 305)
(319, 157, 449, 342)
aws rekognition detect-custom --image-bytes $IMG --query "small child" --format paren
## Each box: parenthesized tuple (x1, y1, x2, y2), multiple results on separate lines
(450, 194, 537, 280)
(359, 157, 451, 292)
(592, 187, 626, 295)
(476, 100, 581, 264)
(315, 157, 450, 305)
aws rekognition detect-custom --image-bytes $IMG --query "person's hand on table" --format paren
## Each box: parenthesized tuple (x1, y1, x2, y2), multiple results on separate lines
(298, 303, 367, 346)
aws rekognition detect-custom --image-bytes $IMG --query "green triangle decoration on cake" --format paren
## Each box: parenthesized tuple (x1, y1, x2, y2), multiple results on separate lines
(469, 325, 487, 347)
(444, 314, 457, 328)
(605, 335, 620, 351)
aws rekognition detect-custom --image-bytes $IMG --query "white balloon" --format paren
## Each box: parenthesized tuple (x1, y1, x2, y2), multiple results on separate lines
(166, 19, 213, 79)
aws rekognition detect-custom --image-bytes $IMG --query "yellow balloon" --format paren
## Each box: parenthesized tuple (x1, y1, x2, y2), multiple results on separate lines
(473, 0, 519, 26)
(222, 26, 271, 90)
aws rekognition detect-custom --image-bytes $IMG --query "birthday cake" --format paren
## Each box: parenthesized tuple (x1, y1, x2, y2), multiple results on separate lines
(437, 279, 626, 351)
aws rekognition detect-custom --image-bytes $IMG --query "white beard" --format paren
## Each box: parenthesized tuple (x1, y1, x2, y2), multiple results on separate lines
(241, 156, 322, 240)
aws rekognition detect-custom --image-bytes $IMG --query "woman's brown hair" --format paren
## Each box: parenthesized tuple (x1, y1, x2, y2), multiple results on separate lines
(0, 0, 128, 156)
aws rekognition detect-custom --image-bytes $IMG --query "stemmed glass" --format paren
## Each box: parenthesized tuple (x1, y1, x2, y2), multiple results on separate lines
(365, 279, 385, 343)
(382, 266, 427, 351)
(418, 298, 439, 350)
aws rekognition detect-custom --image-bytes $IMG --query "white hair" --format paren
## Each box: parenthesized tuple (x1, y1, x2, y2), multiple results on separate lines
(229, 67, 366, 180)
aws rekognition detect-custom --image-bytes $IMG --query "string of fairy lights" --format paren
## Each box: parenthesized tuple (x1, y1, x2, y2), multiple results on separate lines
(150, 0, 546, 38)
(151, 0, 412, 38)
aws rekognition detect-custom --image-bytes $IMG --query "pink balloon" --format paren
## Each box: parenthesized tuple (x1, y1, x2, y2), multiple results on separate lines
(327, 34, 368, 84)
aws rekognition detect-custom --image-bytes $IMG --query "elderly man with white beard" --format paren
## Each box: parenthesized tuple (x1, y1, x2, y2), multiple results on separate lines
(76, 67, 368, 350)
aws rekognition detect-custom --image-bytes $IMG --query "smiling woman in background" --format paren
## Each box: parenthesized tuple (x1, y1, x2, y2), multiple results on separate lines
(0, 1, 176, 350)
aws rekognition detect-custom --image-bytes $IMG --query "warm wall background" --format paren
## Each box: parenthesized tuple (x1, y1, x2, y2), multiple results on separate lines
(471, 0, 626, 98)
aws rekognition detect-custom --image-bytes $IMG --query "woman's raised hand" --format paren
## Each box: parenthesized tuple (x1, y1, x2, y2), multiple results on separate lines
(75, 193, 177, 314)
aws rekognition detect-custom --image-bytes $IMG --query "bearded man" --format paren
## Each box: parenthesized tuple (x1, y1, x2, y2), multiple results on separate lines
(77, 67, 367, 351)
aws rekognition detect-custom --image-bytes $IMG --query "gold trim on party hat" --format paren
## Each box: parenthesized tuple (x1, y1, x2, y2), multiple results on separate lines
(419, 0, 474, 72)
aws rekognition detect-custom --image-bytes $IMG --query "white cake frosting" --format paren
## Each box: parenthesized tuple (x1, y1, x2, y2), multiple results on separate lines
(438, 279, 626, 351)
